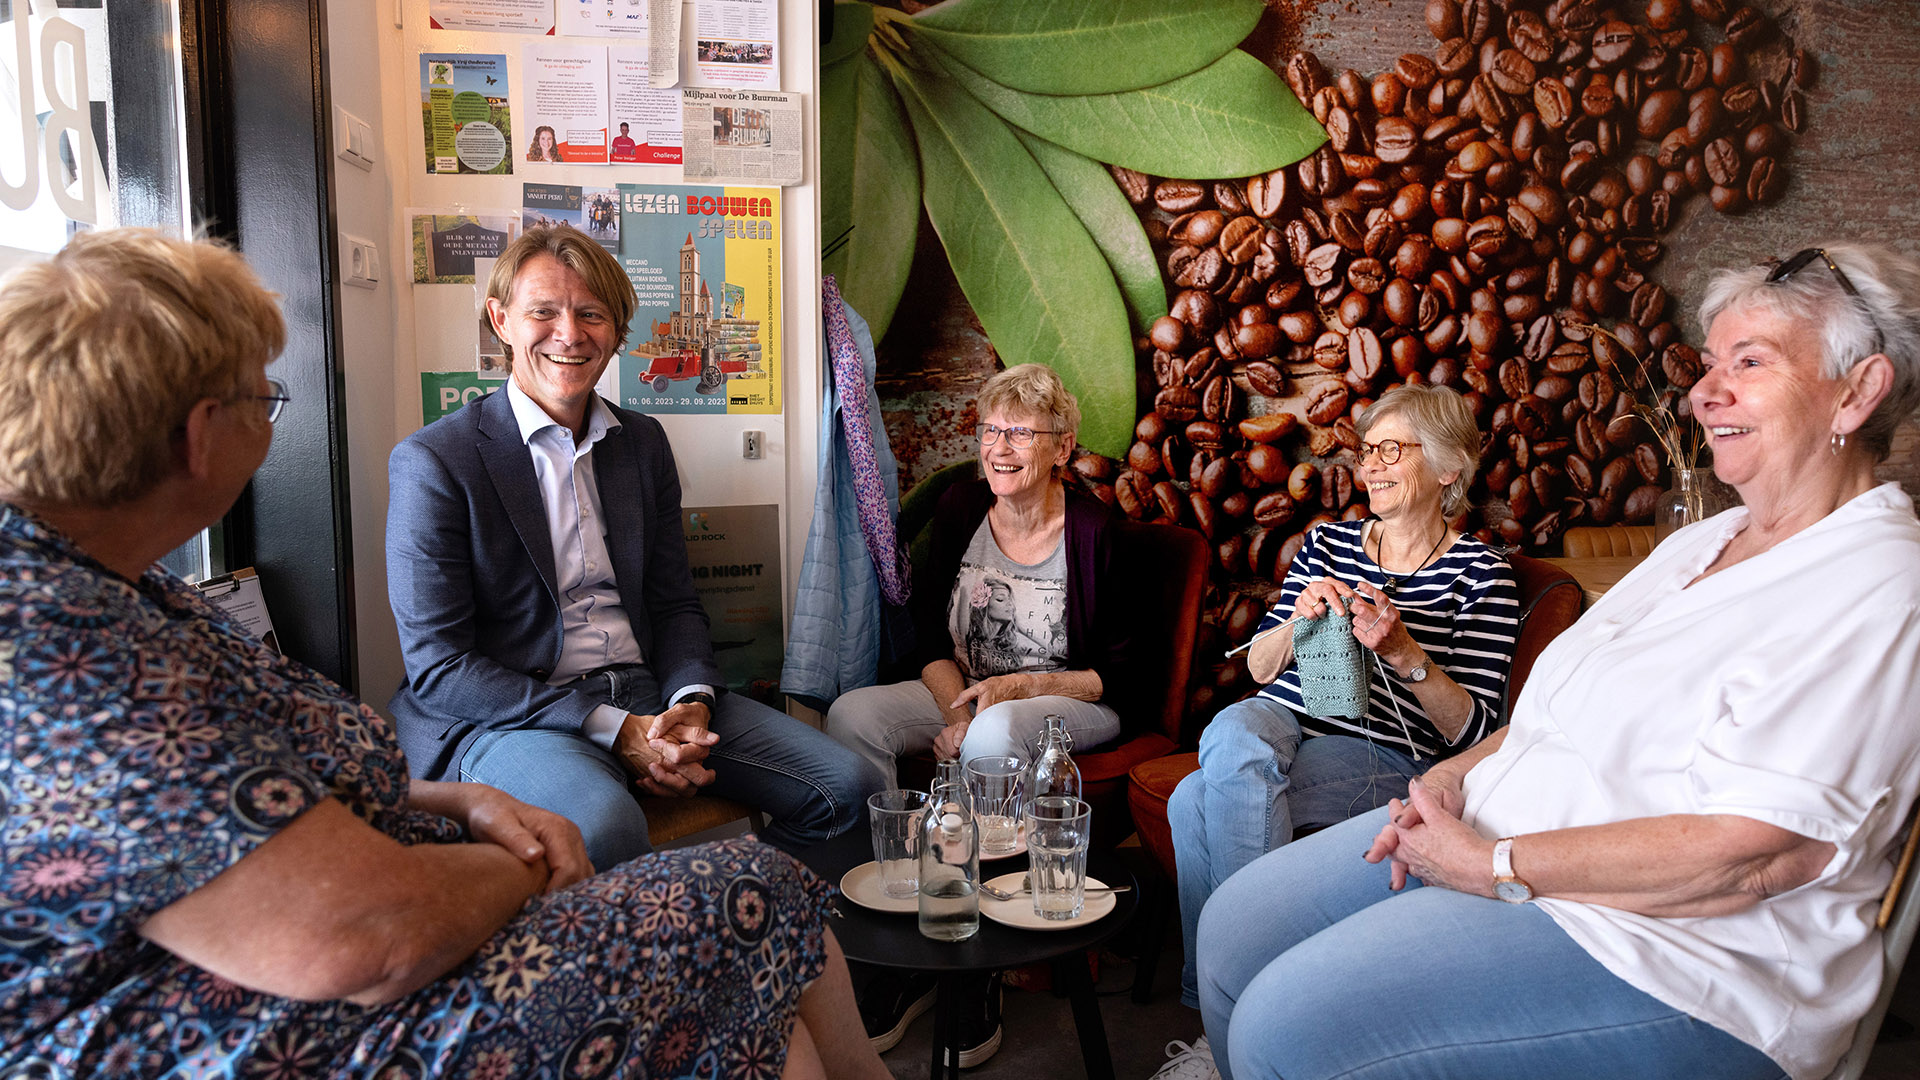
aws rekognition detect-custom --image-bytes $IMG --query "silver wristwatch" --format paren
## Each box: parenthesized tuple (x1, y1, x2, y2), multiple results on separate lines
(1401, 658, 1430, 682)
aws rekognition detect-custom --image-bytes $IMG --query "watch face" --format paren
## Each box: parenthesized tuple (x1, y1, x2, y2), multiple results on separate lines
(1495, 879, 1532, 903)
(1408, 664, 1428, 682)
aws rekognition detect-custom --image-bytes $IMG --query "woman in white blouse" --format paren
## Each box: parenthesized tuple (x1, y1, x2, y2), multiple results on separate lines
(1189, 242, 1920, 1080)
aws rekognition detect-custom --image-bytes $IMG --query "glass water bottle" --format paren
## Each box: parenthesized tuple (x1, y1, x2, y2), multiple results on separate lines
(918, 776, 980, 941)
(1027, 713, 1082, 801)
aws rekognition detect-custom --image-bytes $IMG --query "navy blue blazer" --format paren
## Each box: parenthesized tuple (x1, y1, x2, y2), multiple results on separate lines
(385, 388, 723, 779)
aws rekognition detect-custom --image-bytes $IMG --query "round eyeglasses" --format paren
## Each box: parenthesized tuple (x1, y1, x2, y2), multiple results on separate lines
(975, 423, 1062, 448)
(1359, 438, 1421, 465)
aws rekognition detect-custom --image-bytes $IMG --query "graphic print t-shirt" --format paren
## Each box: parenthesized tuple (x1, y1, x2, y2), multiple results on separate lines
(946, 517, 1068, 681)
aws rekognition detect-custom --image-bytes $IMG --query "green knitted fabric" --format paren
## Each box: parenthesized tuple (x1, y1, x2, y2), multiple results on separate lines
(1293, 611, 1369, 719)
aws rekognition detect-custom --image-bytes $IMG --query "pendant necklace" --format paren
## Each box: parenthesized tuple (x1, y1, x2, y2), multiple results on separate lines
(1372, 522, 1448, 595)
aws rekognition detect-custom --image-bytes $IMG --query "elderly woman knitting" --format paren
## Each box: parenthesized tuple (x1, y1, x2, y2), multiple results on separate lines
(1158, 384, 1520, 1029)
(1190, 242, 1920, 1080)
(0, 229, 890, 1080)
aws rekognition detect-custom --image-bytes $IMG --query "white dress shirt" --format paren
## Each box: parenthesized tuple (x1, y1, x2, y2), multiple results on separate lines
(1463, 483, 1920, 1079)
(506, 381, 711, 748)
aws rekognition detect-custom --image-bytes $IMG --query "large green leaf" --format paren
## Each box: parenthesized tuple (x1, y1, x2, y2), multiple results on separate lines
(894, 64, 1134, 459)
(912, 0, 1261, 96)
(822, 2, 874, 69)
(1014, 129, 1165, 335)
(936, 46, 1326, 180)
(821, 53, 920, 342)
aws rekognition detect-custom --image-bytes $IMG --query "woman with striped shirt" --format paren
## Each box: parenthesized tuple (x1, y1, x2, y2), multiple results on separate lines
(1163, 385, 1520, 1019)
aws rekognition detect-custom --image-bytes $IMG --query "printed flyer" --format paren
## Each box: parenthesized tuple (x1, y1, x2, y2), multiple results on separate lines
(408, 210, 520, 283)
(521, 183, 621, 253)
(610, 46, 683, 164)
(419, 53, 512, 175)
(682, 504, 785, 700)
(429, 0, 553, 33)
(690, 0, 778, 90)
(613, 183, 781, 415)
(558, 0, 645, 36)
(523, 43, 609, 164)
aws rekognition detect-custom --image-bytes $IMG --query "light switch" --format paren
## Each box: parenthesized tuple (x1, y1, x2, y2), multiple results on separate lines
(335, 106, 375, 171)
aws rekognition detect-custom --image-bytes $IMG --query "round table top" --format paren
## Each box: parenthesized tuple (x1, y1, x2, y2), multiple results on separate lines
(796, 829, 1138, 974)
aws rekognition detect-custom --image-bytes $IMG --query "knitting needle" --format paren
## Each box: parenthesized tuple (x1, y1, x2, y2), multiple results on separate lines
(1221, 595, 1353, 659)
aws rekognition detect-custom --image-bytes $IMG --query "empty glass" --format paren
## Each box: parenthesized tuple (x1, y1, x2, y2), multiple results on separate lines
(868, 789, 930, 898)
(965, 754, 1026, 857)
(1026, 795, 1091, 920)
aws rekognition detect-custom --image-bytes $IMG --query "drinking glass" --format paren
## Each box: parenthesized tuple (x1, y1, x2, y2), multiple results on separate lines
(1026, 795, 1091, 920)
(867, 789, 930, 898)
(965, 754, 1026, 857)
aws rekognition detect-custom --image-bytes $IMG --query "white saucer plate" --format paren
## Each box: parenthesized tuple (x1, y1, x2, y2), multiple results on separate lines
(979, 872, 1117, 930)
(838, 861, 918, 914)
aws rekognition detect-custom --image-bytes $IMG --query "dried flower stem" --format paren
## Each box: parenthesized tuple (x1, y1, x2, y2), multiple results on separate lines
(1569, 320, 1705, 472)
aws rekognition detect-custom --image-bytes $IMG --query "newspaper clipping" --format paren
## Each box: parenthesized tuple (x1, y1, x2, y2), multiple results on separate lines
(679, 88, 801, 186)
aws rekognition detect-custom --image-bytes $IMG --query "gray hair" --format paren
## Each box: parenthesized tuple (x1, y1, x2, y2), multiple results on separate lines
(1698, 241, 1920, 460)
(977, 363, 1081, 444)
(1356, 384, 1482, 517)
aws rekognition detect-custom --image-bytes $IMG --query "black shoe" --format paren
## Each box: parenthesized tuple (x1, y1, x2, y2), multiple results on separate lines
(945, 972, 1004, 1068)
(861, 970, 937, 1052)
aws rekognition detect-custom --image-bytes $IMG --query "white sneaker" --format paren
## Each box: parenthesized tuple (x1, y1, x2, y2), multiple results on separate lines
(1149, 1035, 1221, 1080)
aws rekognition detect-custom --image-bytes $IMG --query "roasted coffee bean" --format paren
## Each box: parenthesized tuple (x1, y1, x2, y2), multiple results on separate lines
(1153, 481, 1186, 524)
(1287, 462, 1321, 502)
(1244, 444, 1288, 486)
(1536, 374, 1577, 403)
(1303, 243, 1347, 287)
(1724, 5, 1769, 47)
(1126, 440, 1162, 477)
(1285, 51, 1328, 104)
(1578, 370, 1616, 412)
(1247, 169, 1290, 219)
(1789, 47, 1817, 89)
(1213, 180, 1249, 217)
(1633, 442, 1664, 484)
(1217, 534, 1249, 576)
(1747, 155, 1785, 204)
(1661, 342, 1703, 388)
(1071, 452, 1114, 485)
(1253, 491, 1298, 527)
(1220, 215, 1263, 265)
(1496, 356, 1530, 399)
(1597, 455, 1636, 500)
(1136, 413, 1170, 446)
(1534, 77, 1574, 128)
(1243, 359, 1287, 399)
(1513, 395, 1552, 440)
(1324, 463, 1356, 509)
(1349, 327, 1385, 381)
(1307, 384, 1352, 426)
(1154, 179, 1208, 214)
(1114, 470, 1151, 519)
(1277, 310, 1321, 344)
(1624, 484, 1661, 522)
(1575, 414, 1609, 460)
(1155, 387, 1200, 423)
(1489, 49, 1537, 97)
(1110, 167, 1153, 207)
(1148, 316, 1186, 353)
(1175, 247, 1228, 291)
(1237, 410, 1297, 447)
(1183, 348, 1222, 384)
(1169, 289, 1222, 336)
(1689, 0, 1729, 21)
(1312, 331, 1347, 370)
(1200, 375, 1238, 423)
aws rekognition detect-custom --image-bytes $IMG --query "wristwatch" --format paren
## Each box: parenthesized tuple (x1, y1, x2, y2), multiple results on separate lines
(1401, 658, 1430, 682)
(676, 691, 717, 713)
(1492, 836, 1534, 903)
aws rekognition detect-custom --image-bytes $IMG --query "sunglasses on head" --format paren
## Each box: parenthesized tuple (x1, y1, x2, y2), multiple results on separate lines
(1765, 247, 1887, 355)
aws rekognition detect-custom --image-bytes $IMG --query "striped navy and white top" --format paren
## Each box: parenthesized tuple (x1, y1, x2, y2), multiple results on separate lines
(1252, 519, 1521, 761)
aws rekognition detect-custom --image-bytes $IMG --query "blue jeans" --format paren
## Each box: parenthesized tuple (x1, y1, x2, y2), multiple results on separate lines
(1169, 696, 1423, 1006)
(461, 665, 886, 871)
(824, 677, 1120, 789)
(1195, 808, 1788, 1080)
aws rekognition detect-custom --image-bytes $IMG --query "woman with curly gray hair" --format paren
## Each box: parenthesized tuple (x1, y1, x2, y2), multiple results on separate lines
(1161, 383, 1521, 1026)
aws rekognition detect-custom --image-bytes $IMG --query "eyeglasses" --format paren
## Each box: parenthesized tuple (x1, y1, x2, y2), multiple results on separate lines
(975, 423, 1061, 448)
(253, 377, 291, 423)
(1765, 248, 1887, 355)
(1359, 438, 1421, 465)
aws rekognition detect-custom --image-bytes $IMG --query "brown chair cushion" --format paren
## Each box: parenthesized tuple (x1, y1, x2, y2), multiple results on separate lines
(1129, 752, 1201, 881)
(1505, 553, 1583, 715)
(1562, 524, 1657, 559)
(635, 795, 757, 848)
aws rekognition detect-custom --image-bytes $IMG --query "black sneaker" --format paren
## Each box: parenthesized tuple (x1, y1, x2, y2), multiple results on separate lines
(861, 970, 937, 1052)
(946, 971, 1004, 1068)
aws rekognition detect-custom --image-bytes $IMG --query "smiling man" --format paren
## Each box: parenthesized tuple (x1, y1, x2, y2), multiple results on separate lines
(385, 225, 883, 871)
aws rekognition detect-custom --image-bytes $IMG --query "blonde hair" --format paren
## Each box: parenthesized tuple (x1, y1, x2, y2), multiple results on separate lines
(1357, 384, 1483, 517)
(977, 364, 1081, 444)
(0, 228, 285, 508)
(487, 225, 636, 369)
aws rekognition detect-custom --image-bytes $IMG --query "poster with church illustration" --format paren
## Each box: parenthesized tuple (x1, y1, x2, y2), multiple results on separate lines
(611, 183, 781, 414)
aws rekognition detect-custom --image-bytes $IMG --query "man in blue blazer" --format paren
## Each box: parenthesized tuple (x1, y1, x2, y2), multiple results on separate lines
(386, 225, 883, 871)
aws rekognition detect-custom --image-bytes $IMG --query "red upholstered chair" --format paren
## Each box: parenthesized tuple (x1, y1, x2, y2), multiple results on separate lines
(898, 521, 1209, 850)
(1124, 551, 1583, 1000)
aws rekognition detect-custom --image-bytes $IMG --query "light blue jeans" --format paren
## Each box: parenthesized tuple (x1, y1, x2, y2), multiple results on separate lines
(824, 677, 1120, 789)
(461, 664, 886, 871)
(1169, 695, 1424, 1006)
(1196, 807, 1789, 1080)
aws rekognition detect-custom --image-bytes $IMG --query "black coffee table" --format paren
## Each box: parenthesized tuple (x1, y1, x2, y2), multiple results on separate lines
(797, 829, 1137, 1080)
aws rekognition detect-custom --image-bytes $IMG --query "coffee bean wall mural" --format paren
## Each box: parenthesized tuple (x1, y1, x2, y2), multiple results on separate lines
(827, 0, 1917, 726)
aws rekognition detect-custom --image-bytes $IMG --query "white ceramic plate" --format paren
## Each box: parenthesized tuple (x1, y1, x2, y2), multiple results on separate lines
(838, 861, 918, 914)
(979, 872, 1117, 930)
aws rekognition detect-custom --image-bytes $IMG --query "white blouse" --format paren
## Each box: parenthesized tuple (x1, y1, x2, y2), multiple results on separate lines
(1464, 483, 1920, 1080)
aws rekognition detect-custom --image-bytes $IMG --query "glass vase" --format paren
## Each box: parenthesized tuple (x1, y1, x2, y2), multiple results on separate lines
(1656, 467, 1736, 538)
